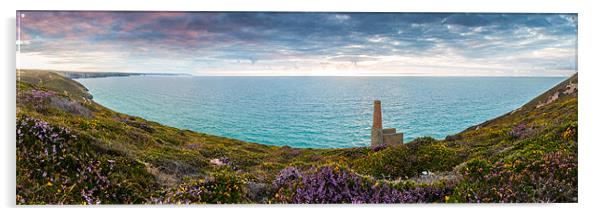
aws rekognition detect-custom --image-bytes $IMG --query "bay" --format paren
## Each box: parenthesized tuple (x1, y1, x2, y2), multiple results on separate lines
(77, 76, 565, 148)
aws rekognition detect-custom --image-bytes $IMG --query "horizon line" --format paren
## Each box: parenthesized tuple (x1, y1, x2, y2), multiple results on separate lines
(16, 68, 575, 78)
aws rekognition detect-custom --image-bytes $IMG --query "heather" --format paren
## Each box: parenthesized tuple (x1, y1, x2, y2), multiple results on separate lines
(450, 151, 577, 202)
(16, 70, 577, 204)
(271, 165, 454, 203)
(16, 116, 158, 204)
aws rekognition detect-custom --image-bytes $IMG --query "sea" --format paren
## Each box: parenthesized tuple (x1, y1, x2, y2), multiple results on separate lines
(77, 76, 565, 148)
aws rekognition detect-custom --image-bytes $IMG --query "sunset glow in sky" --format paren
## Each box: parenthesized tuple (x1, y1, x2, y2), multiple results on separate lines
(16, 12, 577, 76)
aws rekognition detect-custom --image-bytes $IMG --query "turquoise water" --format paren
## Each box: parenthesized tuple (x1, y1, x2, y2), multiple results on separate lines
(77, 76, 565, 148)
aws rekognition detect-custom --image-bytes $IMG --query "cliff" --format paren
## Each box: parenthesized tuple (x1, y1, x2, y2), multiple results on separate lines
(16, 69, 577, 204)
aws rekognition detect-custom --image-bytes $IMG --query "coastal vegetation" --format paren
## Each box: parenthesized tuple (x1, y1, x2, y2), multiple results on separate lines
(16, 69, 577, 204)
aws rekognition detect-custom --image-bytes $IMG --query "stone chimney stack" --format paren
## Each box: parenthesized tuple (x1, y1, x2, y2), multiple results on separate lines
(371, 100, 383, 146)
(370, 100, 404, 147)
(373, 100, 382, 129)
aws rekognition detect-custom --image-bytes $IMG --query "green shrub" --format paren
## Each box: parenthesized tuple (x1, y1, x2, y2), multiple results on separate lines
(154, 167, 247, 204)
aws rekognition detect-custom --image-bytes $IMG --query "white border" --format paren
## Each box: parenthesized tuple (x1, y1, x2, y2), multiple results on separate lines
(3, 0, 601, 215)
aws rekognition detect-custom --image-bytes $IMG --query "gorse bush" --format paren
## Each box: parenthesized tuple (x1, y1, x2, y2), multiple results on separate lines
(562, 121, 577, 142)
(354, 138, 461, 180)
(153, 167, 247, 204)
(354, 144, 413, 179)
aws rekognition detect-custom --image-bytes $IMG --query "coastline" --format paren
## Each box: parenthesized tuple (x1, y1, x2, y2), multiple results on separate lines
(19, 69, 577, 149)
(72, 73, 567, 148)
(16, 69, 578, 204)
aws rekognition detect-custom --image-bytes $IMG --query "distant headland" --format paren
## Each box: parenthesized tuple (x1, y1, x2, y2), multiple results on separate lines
(51, 70, 190, 79)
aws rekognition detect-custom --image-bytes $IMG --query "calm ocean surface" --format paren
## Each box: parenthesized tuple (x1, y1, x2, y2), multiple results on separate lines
(77, 76, 565, 148)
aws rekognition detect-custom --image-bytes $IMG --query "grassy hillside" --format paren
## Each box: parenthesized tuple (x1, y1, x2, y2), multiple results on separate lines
(16, 69, 577, 204)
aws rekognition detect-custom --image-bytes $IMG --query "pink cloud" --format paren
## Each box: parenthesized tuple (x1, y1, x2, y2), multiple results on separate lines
(19, 12, 117, 39)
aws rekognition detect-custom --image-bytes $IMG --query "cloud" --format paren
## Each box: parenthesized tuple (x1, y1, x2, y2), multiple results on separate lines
(16, 12, 577, 76)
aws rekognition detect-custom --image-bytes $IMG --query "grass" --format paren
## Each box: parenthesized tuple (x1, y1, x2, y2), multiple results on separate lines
(16, 69, 578, 204)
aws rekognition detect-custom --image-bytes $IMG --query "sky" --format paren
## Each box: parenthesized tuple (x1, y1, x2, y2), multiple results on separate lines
(16, 12, 577, 76)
